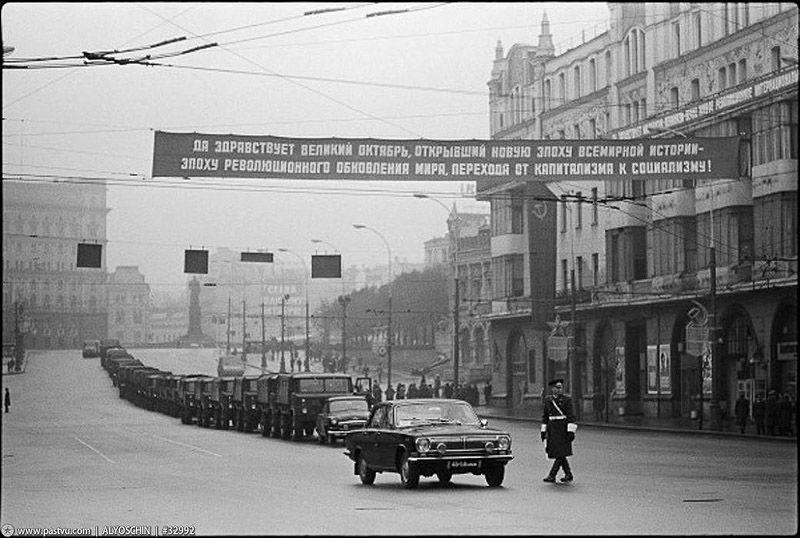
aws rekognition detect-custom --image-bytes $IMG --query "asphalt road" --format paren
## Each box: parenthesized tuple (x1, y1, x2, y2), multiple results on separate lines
(1, 349, 796, 536)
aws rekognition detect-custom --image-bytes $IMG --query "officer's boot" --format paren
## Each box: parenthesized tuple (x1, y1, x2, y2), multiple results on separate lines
(560, 459, 573, 482)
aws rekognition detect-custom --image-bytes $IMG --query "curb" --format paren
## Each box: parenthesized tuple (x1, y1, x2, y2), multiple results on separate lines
(477, 409, 797, 442)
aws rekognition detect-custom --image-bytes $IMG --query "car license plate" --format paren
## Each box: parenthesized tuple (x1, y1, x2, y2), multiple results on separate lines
(447, 460, 481, 470)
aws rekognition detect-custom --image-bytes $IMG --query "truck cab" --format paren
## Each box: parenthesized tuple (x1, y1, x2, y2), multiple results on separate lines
(177, 375, 212, 425)
(272, 373, 355, 441)
(232, 375, 261, 432)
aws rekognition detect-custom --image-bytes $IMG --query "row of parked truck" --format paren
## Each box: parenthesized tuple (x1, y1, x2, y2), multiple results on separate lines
(99, 346, 371, 441)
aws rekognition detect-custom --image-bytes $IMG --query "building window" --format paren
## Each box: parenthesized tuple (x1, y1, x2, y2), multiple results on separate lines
(672, 21, 681, 57)
(624, 35, 631, 77)
(771, 46, 781, 71)
(670, 86, 679, 109)
(718, 66, 727, 90)
(558, 72, 566, 105)
(693, 11, 702, 49)
(560, 195, 568, 233)
(588, 118, 596, 140)
(604, 50, 612, 86)
(544, 79, 551, 110)
(632, 100, 640, 123)
(574, 123, 582, 139)
(624, 103, 632, 125)
(754, 101, 798, 164)
(728, 63, 737, 87)
(558, 129, 565, 139)
(738, 59, 747, 83)
(690, 78, 700, 102)
(574, 65, 581, 98)
(591, 187, 598, 225)
(561, 259, 568, 291)
(511, 197, 523, 234)
(589, 58, 597, 92)
(575, 192, 583, 229)
(576, 256, 584, 289)
(592, 253, 599, 286)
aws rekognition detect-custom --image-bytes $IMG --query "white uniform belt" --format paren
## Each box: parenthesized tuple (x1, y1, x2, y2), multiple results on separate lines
(548, 415, 566, 420)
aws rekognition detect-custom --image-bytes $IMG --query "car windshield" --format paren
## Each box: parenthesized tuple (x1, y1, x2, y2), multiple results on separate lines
(394, 401, 480, 427)
(329, 399, 368, 413)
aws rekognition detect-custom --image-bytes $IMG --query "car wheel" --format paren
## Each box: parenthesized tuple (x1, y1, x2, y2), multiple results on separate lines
(399, 452, 420, 489)
(436, 471, 453, 484)
(359, 454, 376, 485)
(484, 464, 505, 487)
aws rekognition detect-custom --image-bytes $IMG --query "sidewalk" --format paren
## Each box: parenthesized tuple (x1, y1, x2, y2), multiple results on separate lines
(474, 404, 797, 442)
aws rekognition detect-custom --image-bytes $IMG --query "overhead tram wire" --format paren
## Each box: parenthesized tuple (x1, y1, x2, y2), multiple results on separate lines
(135, 5, 452, 139)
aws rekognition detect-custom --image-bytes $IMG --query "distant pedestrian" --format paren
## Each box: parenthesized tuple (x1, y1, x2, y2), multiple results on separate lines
(778, 393, 793, 436)
(541, 378, 576, 483)
(443, 382, 453, 399)
(734, 392, 750, 434)
(483, 382, 493, 406)
(766, 390, 779, 435)
(753, 394, 766, 435)
(593, 392, 605, 422)
(4, 388, 10, 413)
(396, 383, 406, 400)
(385, 384, 395, 401)
(372, 383, 383, 404)
(407, 383, 418, 399)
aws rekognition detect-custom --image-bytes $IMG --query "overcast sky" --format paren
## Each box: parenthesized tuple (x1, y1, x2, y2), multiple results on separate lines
(2, 2, 611, 293)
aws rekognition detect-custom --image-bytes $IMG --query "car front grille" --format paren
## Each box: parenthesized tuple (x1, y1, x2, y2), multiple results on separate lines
(426, 436, 502, 453)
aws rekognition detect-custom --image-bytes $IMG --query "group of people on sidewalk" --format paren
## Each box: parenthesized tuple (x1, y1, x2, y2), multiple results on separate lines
(735, 391, 796, 436)
(355, 374, 491, 408)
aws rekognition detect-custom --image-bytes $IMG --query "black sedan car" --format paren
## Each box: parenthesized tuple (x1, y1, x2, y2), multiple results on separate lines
(316, 395, 370, 445)
(344, 398, 513, 488)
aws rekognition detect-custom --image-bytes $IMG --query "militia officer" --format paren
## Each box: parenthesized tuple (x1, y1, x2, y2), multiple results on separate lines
(541, 378, 577, 483)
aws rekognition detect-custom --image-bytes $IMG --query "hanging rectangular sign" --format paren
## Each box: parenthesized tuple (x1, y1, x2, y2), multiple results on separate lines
(152, 131, 741, 182)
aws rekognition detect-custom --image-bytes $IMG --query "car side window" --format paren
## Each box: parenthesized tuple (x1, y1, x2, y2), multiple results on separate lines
(368, 406, 386, 428)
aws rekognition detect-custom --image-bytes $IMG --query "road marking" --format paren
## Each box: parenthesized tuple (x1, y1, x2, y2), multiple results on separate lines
(151, 434, 223, 457)
(74, 436, 115, 463)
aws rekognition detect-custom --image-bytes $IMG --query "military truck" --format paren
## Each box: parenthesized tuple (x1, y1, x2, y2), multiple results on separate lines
(98, 338, 122, 361)
(232, 375, 261, 432)
(256, 374, 280, 437)
(208, 377, 237, 429)
(118, 365, 159, 400)
(103, 347, 135, 373)
(163, 374, 185, 417)
(268, 373, 365, 441)
(106, 356, 142, 387)
(196, 377, 217, 428)
(177, 375, 212, 424)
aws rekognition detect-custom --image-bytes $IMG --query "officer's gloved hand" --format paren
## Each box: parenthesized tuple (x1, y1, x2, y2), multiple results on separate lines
(540, 432, 547, 442)
(567, 432, 575, 442)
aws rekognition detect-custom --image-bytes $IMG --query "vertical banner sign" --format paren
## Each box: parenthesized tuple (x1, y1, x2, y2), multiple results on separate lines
(152, 131, 741, 182)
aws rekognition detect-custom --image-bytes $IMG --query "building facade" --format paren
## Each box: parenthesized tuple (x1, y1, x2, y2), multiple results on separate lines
(2, 180, 109, 348)
(481, 2, 797, 426)
(107, 266, 150, 347)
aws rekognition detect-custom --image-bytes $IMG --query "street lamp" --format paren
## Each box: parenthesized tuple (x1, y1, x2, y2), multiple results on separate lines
(280, 294, 290, 373)
(338, 295, 351, 372)
(353, 224, 393, 387)
(311, 238, 339, 252)
(413, 193, 462, 388)
(278, 248, 311, 372)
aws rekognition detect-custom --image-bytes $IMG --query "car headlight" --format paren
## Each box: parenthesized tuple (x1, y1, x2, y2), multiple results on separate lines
(436, 442, 447, 455)
(301, 407, 307, 414)
(415, 438, 431, 453)
(331, 418, 338, 425)
(497, 436, 511, 450)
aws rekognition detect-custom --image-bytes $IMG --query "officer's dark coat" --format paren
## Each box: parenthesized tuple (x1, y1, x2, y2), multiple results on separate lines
(542, 394, 575, 458)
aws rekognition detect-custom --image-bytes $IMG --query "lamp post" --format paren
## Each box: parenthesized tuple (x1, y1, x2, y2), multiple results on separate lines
(338, 295, 351, 372)
(650, 126, 721, 429)
(413, 193, 462, 387)
(278, 248, 311, 372)
(280, 294, 290, 373)
(353, 224, 393, 387)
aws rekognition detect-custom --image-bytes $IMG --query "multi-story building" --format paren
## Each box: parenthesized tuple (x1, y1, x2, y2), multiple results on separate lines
(481, 2, 797, 426)
(107, 266, 150, 346)
(2, 180, 109, 348)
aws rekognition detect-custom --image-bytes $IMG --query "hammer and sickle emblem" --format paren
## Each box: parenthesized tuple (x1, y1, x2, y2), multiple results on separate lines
(532, 202, 548, 220)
